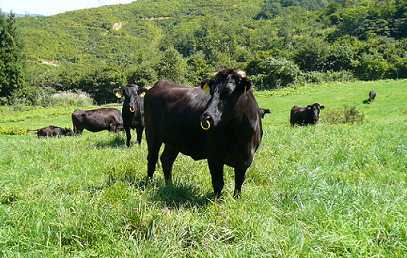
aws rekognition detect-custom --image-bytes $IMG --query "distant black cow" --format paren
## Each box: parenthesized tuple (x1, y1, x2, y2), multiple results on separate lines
(290, 103, 325, 126)
(259, 108, 271, 119)
(116, 84, 148, 147)
(144, 68, 263, 198)
(72, 108, 124, 135)
(27, 125, 74, 138)
(369, 90, 376, 102)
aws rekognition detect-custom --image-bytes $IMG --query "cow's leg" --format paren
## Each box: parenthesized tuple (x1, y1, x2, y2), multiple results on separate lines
(207, 160, 224, 198)
(233, 168, 247, 198)
(147, 138, 162, 179)
(75, 127, 83, 135)
(136, 125, 144, 145)
(160, 145, 178, 185)
(125, 126, 132, 147)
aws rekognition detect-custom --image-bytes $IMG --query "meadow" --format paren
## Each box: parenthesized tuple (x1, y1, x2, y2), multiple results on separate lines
(0, 80, 406, 257)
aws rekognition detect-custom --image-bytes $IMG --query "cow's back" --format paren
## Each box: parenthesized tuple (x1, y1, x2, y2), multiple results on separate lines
(72, 108, 123, 133)
(144, 80, 209, 159)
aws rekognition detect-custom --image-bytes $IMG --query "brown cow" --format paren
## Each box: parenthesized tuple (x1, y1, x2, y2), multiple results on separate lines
(290, 103, 325, 126)
(27, 125, 74, 138)
(72, 108, 124, 135)
(369, 90, 376, 102)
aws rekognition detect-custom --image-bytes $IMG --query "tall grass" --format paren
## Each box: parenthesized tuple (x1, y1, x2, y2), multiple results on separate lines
(0, 80, 406, 257)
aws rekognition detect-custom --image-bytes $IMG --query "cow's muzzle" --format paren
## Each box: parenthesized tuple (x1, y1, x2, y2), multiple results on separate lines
(129, 107, 135, 113)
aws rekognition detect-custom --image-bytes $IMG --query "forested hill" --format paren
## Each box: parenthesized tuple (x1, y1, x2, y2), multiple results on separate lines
(9, 0, 407, 103)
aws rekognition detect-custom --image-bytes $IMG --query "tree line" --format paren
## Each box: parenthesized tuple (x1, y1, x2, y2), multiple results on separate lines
(1, 0, 406, 105)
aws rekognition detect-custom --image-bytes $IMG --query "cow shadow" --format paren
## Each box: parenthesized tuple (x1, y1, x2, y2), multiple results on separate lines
(363, 99, 371, 104)
(95, 133, 127, 148)
(151, 182, 214, 208)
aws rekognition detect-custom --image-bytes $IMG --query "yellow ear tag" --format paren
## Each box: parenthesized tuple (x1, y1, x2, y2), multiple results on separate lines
(243, 86, 247, 96)
(141, 91, 146, 97)
(308, 107, 312, 110)
(203, 83, 210, 94)
(115, 92, 122, 98)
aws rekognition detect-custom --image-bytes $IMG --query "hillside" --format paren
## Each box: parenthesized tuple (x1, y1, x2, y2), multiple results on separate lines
(8, 0, 407, 103)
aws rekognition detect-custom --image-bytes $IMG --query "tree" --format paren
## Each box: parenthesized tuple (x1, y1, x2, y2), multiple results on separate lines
(155, 48, 187, 85)
(0, 11, 25, 102)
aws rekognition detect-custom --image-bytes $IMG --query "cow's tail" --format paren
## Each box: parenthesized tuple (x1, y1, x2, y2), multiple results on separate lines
(26, 129, 39, 135)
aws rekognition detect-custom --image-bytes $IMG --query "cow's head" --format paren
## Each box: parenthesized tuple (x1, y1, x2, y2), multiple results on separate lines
(259, 108, 271, 119)
(307, 103, 325, 122)
(64, 128, 74, 136)
(200, 68, 252, 130)
(123, 84, 147, 113)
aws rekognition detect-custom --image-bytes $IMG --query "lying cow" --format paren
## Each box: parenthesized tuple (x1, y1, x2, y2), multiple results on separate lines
(144, 68, 263, 198)
(369, 90, 376, 102)
(259, 108, 271, 119)
(114, 84, 148, 147)
(72, 108, 124, 135)
(290, 103, 325, 126)
(27, 125, 73, 138)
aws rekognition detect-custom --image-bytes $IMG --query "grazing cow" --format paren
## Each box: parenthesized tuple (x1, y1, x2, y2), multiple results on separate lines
(72, 108, 124, 135)
(259, 108, 271, 119)
(290, 103, 325, 126)
(119, 84, 148, 147)
(27, 125, 74, 138)
(144, 68, 263, 198)
(369, 90, 376, 102)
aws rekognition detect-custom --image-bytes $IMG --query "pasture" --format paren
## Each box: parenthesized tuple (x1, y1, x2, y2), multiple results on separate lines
(0, 80, 406, 257)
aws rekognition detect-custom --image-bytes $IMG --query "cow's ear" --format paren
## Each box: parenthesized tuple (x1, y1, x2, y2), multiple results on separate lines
(138, 87, 148, 97)
(239, 78, 252, 96)
(113, 88, 123, 98)
(307, 105, 312, 110)
(320, 105, 325, 110)
(201, 78, 214, 94)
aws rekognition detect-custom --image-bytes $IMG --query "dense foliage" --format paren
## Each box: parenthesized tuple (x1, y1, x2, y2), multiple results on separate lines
(2, 0, 407, 103)
(0, 11, 25, 103)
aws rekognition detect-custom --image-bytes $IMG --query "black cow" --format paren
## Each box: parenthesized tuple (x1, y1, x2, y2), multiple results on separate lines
(369, 90, 376, 102)
(27, 125, 74, 138)
(290, 103, 325, 126)
(72, 108, 124, 135)
(118, 84, 148, 147)
(144, 68, 263, 198)
(259, 108, 271, 119)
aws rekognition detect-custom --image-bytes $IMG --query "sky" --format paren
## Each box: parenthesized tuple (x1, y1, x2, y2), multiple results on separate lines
(1, 0, 136, 16)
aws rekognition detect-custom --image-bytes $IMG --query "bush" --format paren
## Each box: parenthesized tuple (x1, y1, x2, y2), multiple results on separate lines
(323, 104, 366, 124)
(0, 125, 29, 135)
(247, 57, 300, 90)
(297, 70, 354, 84)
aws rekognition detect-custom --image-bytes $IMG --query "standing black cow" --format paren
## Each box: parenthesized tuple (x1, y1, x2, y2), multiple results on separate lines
(72, 108, 124, 135)
(120, 84, 148, 147)
(27, 125, 73, 138)
(259, 108, 271, 119)
(144, 68, 263, 198)
(290, 103, 325, 126)
(369, 90, 376, 102)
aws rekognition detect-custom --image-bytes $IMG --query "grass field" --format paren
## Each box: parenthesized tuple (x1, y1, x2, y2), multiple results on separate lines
(0, 80, 406, 257)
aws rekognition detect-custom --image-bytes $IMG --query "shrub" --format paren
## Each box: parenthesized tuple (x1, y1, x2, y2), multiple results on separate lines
(248, 57, 300, 90)
(323, 104, 366, 124)
(0, 125, 29, 135)
(49, 91, 93, 107)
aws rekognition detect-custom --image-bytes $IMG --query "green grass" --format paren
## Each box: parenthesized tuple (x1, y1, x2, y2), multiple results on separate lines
(0, 80, 406, 257)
